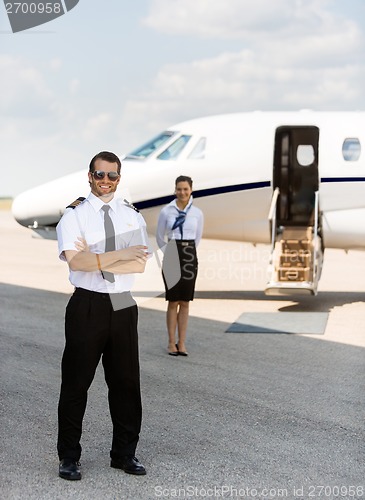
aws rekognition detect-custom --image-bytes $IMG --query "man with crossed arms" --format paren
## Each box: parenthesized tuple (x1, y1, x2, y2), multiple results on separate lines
(56, 151, 148, 480)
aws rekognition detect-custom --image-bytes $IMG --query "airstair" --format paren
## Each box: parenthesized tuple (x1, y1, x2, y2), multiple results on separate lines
(265, 189, 323, 295)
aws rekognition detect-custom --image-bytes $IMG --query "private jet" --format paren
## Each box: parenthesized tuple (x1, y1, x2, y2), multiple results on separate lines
(12, 110, 365, 295)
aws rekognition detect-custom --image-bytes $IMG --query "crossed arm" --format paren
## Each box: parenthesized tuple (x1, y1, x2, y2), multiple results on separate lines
(63, 238, 148, 274)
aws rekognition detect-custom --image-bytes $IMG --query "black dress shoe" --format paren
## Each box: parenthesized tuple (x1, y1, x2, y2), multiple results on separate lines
(111, 456, 146, 475)
(59, 459, 81, 480)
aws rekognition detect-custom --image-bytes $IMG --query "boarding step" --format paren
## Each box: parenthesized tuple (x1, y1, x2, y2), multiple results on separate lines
(279, 252, 311, 268)
(278, 267, 311, 282)
(265, 225, 320, 295)
(281, 226, 313, 240)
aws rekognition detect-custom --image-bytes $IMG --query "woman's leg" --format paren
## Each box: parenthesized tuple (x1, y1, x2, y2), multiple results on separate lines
(166, 301, 179, 352)
(177, 301, 189, 352)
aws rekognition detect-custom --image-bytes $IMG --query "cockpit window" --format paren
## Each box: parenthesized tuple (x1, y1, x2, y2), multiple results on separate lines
(342, 138, 361, 161)
(188, 137, 206, 159)
(125, 131, 177, 159)
(157, 135, 191, 160)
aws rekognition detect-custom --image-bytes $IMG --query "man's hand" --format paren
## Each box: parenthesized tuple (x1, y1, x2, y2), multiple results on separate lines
(64, 245, 149, 273)
(117, 245, 148, 263)
(75, 237, 89, 252)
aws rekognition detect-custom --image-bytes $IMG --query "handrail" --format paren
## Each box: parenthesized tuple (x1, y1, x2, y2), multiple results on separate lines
(313, 191, 319, 278)
(268, 187, 280, 221)
(268, 187, 280, 257)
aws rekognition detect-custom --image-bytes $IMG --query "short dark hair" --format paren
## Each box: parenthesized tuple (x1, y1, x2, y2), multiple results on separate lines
(89, 151, 122, 174)
(175, 175, 193, 188)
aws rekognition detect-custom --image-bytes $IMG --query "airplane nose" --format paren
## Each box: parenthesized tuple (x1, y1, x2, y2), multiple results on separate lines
(11, 189, 47, 228)
(12, 193, 29, 227)
(12, 171, 87, 228)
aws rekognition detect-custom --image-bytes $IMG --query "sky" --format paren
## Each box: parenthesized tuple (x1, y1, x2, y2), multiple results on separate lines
(1, 0, 365, 198)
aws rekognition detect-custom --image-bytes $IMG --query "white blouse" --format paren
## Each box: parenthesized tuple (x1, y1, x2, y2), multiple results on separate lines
(156, 196, 204, 250)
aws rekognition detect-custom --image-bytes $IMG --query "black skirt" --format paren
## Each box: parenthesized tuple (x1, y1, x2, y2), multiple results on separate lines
(162, 240, 198, 302)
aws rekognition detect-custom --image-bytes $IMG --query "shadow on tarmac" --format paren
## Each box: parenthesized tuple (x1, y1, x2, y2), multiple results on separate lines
(1, 282, 364, 500)
(195, 290, 365, 310)
(141, 289, 365, 312)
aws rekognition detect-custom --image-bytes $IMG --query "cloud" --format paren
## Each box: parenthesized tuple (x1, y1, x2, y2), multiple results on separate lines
(0, 55, 121, 196)
(142, 0, 341, 39)
(120, 43, 365, 143)
(50, 58, 62, 71)
(3, 1, 365, 198)
(69, 78, 80, 94)
(0, 55, 53, 117)
(142, 0, 294, 38)
(82, 112, 113, 140)
(122, 0, 365, 138)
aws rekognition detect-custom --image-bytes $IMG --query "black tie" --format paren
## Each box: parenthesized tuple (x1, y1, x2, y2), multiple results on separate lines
(101, 205, 115, 283)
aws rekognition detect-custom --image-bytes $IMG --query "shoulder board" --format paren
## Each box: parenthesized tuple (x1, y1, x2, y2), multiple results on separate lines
(66, 197, 86, 209)
(123, 199, 139, 212)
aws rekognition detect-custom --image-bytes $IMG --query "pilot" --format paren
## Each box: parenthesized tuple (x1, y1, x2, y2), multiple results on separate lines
(56, 151, 149, 480)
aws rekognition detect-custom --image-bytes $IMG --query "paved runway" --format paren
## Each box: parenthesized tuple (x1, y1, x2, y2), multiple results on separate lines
(0, 210, 364, 499)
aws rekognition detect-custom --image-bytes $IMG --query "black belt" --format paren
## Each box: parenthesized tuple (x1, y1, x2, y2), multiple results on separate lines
(174, 240, 195, 247)
(74, 287, 132, 299)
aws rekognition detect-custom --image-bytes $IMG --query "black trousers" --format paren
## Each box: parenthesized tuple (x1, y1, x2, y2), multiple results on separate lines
(57, 287, 141, 461)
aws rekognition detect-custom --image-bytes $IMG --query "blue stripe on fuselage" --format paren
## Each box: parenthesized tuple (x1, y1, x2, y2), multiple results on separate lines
(134, 181, 271, 210)
(133, 177, 365, 211)
(320, 177, 365, 183)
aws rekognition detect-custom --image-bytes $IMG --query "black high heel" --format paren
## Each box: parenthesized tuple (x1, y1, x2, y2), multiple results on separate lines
(176, 344, 188, 356)
(168, 345, 178, 356)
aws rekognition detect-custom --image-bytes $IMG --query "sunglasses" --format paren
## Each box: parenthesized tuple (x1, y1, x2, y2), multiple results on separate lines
(91, 170, 120, 181)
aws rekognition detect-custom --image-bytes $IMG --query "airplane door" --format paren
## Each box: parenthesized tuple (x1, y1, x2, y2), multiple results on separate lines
(266, 126, 323, 295)
(273, 126, 319, 226)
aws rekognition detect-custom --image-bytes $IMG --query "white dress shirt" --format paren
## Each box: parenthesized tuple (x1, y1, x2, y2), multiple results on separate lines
(57, 193, 148, 293)
(156, 196, 204, 249)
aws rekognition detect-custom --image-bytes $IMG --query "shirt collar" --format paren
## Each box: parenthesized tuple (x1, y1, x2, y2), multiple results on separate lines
(171, 195, 193, 212)
(87, 192, 118, 213)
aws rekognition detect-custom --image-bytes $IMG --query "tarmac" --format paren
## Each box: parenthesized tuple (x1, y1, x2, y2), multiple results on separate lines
(0, 209, 364, 500)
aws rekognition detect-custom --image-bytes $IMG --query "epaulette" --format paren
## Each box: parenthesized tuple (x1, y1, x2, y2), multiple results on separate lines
(66, 196, 86, 209)
(123, 198, 139, 212)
